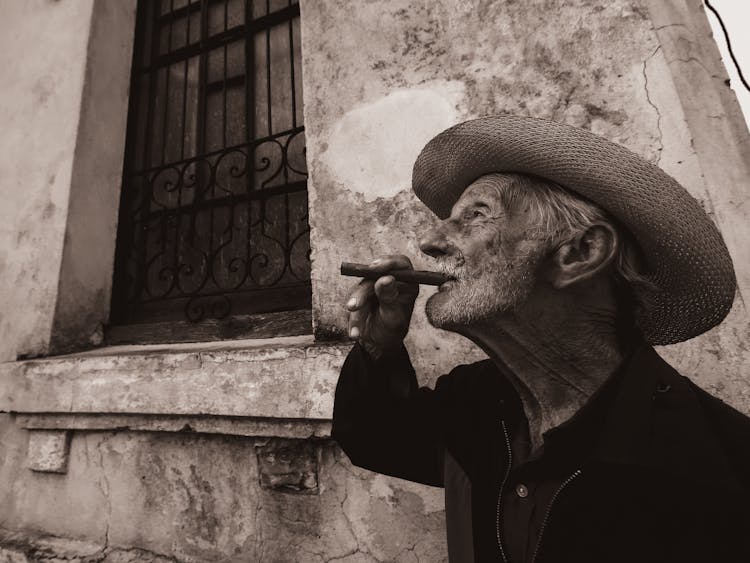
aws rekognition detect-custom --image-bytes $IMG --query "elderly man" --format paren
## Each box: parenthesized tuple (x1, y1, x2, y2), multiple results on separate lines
(332, 117, 750, 562)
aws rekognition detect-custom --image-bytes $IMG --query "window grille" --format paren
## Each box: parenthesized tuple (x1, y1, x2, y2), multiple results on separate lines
(111, 0, 310, 330)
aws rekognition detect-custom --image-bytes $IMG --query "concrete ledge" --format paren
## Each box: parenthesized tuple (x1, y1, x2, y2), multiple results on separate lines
(0, 336, 349, 426)
(17, 413, 332, 439)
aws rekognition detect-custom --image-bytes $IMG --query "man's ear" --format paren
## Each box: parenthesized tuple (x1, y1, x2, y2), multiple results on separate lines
(547, 224, 619, 289)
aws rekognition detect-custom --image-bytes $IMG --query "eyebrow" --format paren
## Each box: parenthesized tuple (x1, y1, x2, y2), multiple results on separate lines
(451, 201, 502, 224)
(458, 200, 495, 213)
(452, 187, 505, 216)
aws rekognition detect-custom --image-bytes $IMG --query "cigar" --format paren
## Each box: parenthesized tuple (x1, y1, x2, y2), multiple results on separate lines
(340, 262, 451, 286)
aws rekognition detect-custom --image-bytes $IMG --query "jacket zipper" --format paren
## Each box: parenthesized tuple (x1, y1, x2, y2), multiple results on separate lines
(530, 468, 583, 563)
(495, 420, 512, 563)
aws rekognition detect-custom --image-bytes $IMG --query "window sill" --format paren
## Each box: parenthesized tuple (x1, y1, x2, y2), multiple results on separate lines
(104, 309, 313, 346)
(0, 335, 351, 438)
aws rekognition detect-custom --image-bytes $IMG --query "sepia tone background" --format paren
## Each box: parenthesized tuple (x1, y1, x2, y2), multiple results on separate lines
(0, 0, 748, 561)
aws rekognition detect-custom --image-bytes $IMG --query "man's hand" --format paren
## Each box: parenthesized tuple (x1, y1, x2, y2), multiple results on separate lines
(345, 255, 419, 359)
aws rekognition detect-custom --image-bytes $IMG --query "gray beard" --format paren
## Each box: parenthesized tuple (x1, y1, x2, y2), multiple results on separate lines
(425, 252, 539, 330)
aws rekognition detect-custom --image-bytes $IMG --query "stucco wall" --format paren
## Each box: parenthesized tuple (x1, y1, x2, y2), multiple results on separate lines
(0, 0, 136, 361)
(0, 0, 95, 361)
(50, 0, 137, 354)
(0, 415, 447, 562)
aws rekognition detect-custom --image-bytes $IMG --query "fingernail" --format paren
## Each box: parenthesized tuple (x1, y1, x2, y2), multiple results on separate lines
(347, 297, 357, 309)
(350, 327, 359, 338)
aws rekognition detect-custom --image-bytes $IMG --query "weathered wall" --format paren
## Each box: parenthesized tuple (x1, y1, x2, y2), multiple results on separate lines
(0, 0, 95, 361)
(49, 0, 137, 354)
(0, 415, 447, 562)
(301, 0, 750, 410)
(0, 0, 136, 361)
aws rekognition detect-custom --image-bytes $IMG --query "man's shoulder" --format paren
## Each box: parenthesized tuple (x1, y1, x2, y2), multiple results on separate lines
(599, 345, 750, 493)
(655, 355, 750, 445)
(631, 345, 750, 432)
(683, 377, 750, 482)
(684, 376, 750, 430)
(652, 354, 750, 492)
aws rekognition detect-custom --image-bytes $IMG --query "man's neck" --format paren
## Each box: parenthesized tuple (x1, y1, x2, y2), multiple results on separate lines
(461, 285, 625, 452)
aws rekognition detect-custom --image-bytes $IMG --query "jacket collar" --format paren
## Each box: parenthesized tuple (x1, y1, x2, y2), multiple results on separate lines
(592, 343, 743, 492)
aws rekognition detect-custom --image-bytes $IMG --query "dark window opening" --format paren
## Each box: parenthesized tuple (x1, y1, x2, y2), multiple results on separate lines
(110, 0, 311, 343)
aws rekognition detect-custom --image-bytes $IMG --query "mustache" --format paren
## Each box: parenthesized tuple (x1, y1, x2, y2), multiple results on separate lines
(432, 252, 466, 279)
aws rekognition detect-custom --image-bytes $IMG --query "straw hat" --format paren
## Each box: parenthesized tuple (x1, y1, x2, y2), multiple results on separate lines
(412, 116, 736, 345)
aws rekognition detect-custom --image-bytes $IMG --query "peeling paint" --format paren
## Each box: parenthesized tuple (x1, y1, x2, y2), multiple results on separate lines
(321, 83, 465, 202)
(1, 424, 448, 562)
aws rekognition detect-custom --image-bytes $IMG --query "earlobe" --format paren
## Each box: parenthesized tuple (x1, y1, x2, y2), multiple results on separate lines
(550, 224, 618, 289)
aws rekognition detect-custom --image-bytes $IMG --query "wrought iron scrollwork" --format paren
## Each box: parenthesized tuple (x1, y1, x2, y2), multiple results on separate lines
(118, 128, 310, 322)
(113, 0, 309, 325)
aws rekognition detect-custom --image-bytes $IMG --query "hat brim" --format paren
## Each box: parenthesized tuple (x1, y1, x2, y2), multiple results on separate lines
(412, 116, 736, 344)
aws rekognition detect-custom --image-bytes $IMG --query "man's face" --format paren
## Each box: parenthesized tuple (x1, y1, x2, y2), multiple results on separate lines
(421, 174, 548, 329)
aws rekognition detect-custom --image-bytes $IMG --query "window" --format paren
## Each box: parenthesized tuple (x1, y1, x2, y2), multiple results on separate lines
(110, 0, 310, 342)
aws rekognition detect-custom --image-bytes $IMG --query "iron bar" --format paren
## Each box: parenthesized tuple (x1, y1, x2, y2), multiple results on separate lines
(132, 0, 166, 308)
(112, 0, 309, 324)
(265, 0, 272, 136)
(160, 0, 175, 166)
(288, 0, 296, 128)
(139, 4, 300, 76)
(179, 0, 190, 161)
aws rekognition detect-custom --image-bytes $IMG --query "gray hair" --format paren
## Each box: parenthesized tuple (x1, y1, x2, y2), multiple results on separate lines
(490, 173, 656, 296)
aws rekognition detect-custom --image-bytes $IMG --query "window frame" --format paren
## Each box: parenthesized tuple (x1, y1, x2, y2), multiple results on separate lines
(108, 0, 312, 345)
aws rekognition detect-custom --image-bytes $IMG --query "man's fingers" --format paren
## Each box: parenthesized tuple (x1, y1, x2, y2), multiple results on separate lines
(347, 280, 375, 339)
(373, 275, 399, 304)
(369, 254, 413, 273)
(346, 280, 375, 311)
(348, 307, 363, 339)
(374, 277, 416, 334)
(344, 259, 417, 343)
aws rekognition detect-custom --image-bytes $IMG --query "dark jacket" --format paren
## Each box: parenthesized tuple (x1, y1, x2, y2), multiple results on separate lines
(332, 342, 750, 562)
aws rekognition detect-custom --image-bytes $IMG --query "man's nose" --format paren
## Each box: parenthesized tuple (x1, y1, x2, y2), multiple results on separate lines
(419, 226, 452, 258)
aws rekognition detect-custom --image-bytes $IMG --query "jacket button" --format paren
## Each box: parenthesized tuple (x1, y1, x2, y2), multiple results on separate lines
(515, 483, 529, 498)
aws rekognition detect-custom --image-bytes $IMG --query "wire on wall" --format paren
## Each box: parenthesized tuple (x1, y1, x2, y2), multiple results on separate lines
(704, 0, 750, 93)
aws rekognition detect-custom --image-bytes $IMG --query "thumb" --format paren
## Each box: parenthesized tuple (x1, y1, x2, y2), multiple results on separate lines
(374, 276, 399, 308)
(373, 276, 408, 334)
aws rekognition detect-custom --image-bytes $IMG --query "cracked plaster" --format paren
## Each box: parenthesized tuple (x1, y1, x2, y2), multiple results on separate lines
(0, 420, 447, 562)
(642, 46, 665, 165)
(0, 341, 347, 420)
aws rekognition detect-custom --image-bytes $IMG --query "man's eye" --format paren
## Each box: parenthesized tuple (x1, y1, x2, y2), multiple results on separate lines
(471, 210, 485, 218)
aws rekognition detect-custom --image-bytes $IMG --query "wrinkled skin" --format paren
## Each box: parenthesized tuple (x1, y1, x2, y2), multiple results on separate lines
(420, 178, 548, 329)
(345, 173, 624, 450)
